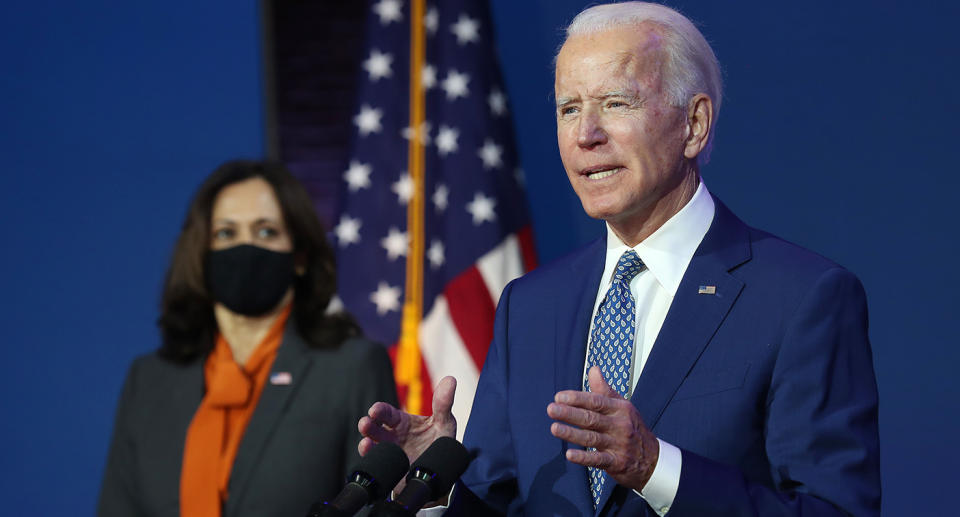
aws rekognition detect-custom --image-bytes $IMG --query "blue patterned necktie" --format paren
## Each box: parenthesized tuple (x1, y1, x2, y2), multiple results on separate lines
(584, 249, 645, 509)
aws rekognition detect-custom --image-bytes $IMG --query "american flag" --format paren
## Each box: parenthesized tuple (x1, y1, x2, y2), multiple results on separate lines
(334, 0, 535, 435)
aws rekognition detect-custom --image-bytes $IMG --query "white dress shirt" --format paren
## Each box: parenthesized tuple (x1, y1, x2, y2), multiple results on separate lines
(420, 183, 715, 516)
(584, 181, 715, 515)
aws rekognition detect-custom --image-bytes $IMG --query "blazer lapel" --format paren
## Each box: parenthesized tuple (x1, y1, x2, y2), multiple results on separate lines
(555, 236, 607, 395)
(225, 324, 313, 511)
(551, 237, 606, 515)
(630, 199, 751, 430)
(158, 357, 205, 509)
(595, 199, 752, 515)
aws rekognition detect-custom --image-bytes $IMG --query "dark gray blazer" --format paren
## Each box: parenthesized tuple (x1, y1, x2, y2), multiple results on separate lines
(97, 326, 398, 517)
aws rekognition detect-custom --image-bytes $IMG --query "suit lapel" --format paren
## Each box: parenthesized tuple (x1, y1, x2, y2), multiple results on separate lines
(631, 200, 750, 429)
(555, 237, 607, 396)
(550, 237, 606, 515)
(160, 357, 205, 509)
(225, 324, 313, 511)
(595, 199, 752, 514)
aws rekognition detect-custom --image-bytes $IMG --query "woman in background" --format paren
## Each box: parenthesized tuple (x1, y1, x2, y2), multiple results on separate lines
(98, 160, 398, 517)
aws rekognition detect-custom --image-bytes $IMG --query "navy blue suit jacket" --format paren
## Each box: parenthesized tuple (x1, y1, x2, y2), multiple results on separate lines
(455, 198, 880, 516)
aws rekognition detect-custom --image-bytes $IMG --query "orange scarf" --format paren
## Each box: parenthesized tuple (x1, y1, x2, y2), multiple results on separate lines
(180, 304, 291, 517)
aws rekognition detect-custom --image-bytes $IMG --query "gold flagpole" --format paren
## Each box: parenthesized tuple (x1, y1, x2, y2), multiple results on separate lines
(397, 0, 427, 414)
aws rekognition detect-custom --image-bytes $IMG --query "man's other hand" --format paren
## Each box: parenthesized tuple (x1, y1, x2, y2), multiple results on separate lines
(547, 366, 659, 492)
(358, 375, 458, 464)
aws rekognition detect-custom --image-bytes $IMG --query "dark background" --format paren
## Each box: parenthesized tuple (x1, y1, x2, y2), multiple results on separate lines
(1, 0, 956, 514)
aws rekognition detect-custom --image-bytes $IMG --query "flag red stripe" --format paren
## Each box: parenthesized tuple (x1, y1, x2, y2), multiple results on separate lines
(444, 265, 496, 372)
(417, 353, 434, 416)
(517, 224, 538, 270)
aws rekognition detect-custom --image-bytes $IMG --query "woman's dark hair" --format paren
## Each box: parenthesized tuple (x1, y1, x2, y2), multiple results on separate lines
(157, 159, 359, 362)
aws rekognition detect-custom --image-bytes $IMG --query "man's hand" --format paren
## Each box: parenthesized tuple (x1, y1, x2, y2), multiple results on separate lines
(358, 375, 458, 464)
(547, 366, 659, 492)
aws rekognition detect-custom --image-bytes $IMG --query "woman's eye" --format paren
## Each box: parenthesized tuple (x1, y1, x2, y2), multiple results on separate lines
(213, 228, 234, 240)
(257, 227, 280, 239)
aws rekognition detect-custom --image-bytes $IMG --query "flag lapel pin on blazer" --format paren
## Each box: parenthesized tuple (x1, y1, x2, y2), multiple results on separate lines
(270, 371, 293, 385)
(698, 285, 717, 295)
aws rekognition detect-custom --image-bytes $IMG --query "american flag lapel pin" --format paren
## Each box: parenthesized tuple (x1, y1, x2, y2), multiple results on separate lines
(270, 371, 293, 385)
(698, 285, 717, 295)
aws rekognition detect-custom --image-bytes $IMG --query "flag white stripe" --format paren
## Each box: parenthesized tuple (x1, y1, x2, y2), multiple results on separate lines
(420, 294, 480, 441)
(476, 234, 524, 306)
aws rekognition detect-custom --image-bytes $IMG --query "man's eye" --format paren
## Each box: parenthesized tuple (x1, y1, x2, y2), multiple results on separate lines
(559, 106, 579, 116)
(606, 100, 627, 109)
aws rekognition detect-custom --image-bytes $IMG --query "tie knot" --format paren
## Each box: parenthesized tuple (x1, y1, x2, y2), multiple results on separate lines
(613, 250, 644, 283)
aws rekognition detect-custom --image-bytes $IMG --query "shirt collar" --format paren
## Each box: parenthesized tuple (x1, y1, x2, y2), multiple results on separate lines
(604, 181, 716, 296)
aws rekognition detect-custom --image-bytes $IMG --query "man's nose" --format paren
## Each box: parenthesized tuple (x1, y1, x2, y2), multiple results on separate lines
(577, 111, 607, 149)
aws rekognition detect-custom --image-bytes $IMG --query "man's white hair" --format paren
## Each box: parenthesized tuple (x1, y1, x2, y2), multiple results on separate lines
(564, 2, 722, 163)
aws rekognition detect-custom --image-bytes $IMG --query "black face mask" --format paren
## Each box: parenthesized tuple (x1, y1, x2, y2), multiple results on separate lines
(206, 244, 295, 316)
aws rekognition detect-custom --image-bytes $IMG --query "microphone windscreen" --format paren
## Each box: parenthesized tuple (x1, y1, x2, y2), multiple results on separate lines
(356, 441, 410, 499)
(410, 437, 471, 499)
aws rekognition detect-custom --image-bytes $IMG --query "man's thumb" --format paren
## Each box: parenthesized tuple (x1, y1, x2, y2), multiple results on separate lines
(433, 376, 457, 419)
(588, 366, 620, 398)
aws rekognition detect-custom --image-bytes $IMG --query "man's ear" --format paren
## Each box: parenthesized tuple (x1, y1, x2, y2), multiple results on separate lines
(683, 93, 713, 160)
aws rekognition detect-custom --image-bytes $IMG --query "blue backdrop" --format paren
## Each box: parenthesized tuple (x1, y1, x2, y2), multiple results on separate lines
(1, 1, 956, 514)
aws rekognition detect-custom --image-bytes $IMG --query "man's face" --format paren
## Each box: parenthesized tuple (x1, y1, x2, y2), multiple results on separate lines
(555, 25, 692, 231)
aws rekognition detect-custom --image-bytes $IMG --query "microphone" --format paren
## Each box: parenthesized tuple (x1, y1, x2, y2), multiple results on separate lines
(370, 436, 472, 517)
(306, 441, 409, 517)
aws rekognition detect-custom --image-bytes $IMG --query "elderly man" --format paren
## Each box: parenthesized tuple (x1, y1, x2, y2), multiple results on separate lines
(359, 2, 880, 516)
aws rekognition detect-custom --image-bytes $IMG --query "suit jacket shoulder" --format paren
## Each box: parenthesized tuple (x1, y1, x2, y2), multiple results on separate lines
(508, 235, 606, 294)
